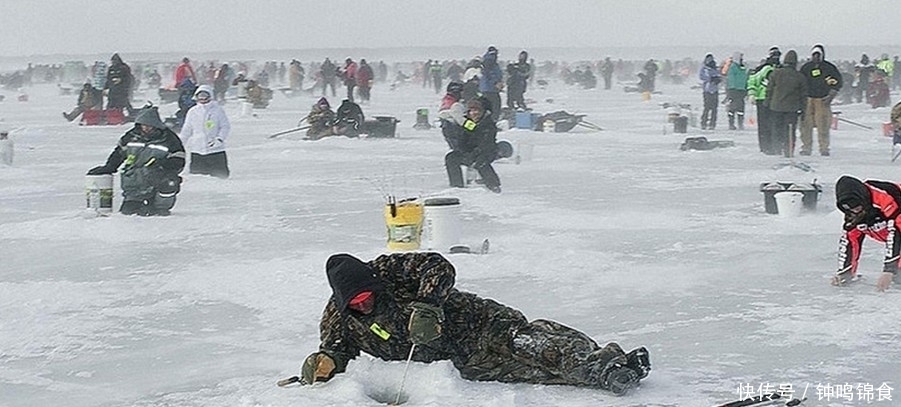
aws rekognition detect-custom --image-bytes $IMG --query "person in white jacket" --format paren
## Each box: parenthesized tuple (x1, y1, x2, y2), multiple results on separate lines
(179, 85, 231, 178)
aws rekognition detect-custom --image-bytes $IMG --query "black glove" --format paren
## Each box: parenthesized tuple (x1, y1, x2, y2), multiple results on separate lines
(408, 302, 444, 345)
(87, 165, 113, 175)
(300, 352, 336, 385)
(710, 77, 721, 85)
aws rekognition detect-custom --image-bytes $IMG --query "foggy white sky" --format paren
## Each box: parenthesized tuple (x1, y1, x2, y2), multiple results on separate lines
(3, 0, 899, 57)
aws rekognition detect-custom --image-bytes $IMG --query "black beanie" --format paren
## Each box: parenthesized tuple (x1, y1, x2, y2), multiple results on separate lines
(835, 176, 871, 213)
(326, 254, 382, 311)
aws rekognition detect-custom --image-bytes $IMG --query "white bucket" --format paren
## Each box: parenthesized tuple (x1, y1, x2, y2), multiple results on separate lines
(423, 197, 462, 252)
(774, 191, 803, 217)
(85, 174, 114, 215)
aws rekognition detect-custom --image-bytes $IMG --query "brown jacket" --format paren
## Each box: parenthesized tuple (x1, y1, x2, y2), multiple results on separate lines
(766, 52, 808, 113)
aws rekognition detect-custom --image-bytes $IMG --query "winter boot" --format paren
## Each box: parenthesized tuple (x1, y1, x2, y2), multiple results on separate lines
(600, 356, 639, 396)
(625, 347, 651, 380)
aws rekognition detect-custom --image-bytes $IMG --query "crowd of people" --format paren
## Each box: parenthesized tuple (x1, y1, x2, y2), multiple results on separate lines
(3, 44, 901, 399)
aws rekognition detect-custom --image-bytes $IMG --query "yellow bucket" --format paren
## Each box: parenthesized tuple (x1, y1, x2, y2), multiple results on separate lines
(385, 200, 423, 251)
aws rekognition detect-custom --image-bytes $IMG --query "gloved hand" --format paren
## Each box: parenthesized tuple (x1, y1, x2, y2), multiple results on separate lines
(87, 165, 112, 175)
(408, 302, 444, 345)
(300, 352, 336, 385)
(825, 89, 838, 104)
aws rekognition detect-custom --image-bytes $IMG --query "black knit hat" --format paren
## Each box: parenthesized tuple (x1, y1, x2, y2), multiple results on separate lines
(835, 175, 871, 213)
(326, 254, 382, 311)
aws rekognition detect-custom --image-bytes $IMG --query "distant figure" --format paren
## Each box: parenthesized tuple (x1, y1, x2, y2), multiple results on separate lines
(174, 57, 197, 88)
(0, 129, 13, 166)
(698, 54, 721, 130)
(63, 82, 103, 122)
(479, 47, 504, 121)
(506, 51, 532, 110)
(104, 53, 134, 114)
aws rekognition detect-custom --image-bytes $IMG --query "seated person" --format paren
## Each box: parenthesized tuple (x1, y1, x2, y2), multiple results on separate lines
(63, 82, 103, 122)
(246, 80, 272, 109)
(306, 97, 337, 140)
(445, 97, 501, 193)
(334, 99, 364, 137)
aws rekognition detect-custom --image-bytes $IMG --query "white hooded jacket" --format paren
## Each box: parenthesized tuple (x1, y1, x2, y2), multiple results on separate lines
(179, 85, 231, 155)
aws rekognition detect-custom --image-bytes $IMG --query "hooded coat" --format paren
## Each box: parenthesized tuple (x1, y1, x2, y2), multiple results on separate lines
(835, 176, 901, 276)
(799, 44, 843, 98)
(766, 50, 808, 113)
(179, 85, 231, 155)
(96, 108, 185, 201)
(699, 54, 721, 94)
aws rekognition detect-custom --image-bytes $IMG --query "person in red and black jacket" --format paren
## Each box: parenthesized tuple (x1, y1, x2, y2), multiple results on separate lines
(834, 175, 901, 291)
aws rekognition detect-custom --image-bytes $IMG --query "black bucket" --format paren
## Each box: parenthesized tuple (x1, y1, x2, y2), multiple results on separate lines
(760, 182, 821, 214)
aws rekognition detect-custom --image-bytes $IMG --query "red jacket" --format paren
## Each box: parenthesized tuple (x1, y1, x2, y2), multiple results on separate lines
(838, 182, 901, 276)
(175, 63, 196, 86)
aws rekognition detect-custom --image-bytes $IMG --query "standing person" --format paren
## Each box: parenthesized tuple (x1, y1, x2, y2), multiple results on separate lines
(86, 107, 185, 216)
(798, 44, 842, 156)
(212, 63, 231, 103)
(355, 59, 373, 103)
(445, 98, 501, 193)
(479, 46, 504, 121)
(104, 53, 134, 115)
(430, 60, 444, 94)
(505, 50, 532, 110)
(698, 54, 721, 130)
(765, 50, 807, 157)
(320, 58, 338, 97)
(174, 57, 196, 88)
(747, 47, 781, 154)
(643, 59, 658, 92)
(438, 81, 466, 150)
(178, 85, 231, 179)
(0, 129, 13, 166)
(853, 54, 875, 104)
(601, 57, 615, 90)
(833, 176, 901, 291)
(341, 58, 358, 103)
(893, 56, 901, 91)
(725, 52, 749, 130)
(289, 59, 305, 91)
(297, 252, 651, 395)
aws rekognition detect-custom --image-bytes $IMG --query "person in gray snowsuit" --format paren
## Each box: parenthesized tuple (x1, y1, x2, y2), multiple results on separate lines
(298, 252, 651, 395)
(87, 107, 185, 216)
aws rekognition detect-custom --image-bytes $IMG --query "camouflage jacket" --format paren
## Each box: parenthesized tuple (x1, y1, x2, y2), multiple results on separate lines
(317, 252, 530, 379)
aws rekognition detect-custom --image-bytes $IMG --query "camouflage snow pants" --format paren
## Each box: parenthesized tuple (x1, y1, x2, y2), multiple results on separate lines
(456, 317, 628, 388)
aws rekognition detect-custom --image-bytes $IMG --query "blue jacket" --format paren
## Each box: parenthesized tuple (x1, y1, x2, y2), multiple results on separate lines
(479, 51, 503, 93)
(699, 65, 721, 94)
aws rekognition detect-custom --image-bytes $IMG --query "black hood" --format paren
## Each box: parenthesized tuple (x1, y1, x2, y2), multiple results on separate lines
(326, 254, 382, 311)
(835, 176, 871, 213)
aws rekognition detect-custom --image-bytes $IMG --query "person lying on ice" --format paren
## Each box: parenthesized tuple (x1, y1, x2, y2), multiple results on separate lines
(298, 252, 651, 395)
(834, 175, 901, 291)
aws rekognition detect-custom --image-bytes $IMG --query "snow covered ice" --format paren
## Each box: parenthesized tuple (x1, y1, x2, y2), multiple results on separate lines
(1, 69, 900, 407)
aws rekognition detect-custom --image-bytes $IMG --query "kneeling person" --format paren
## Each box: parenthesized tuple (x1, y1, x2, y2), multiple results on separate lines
(87, 107, 185, 216)
(445, 98, 502, 193)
